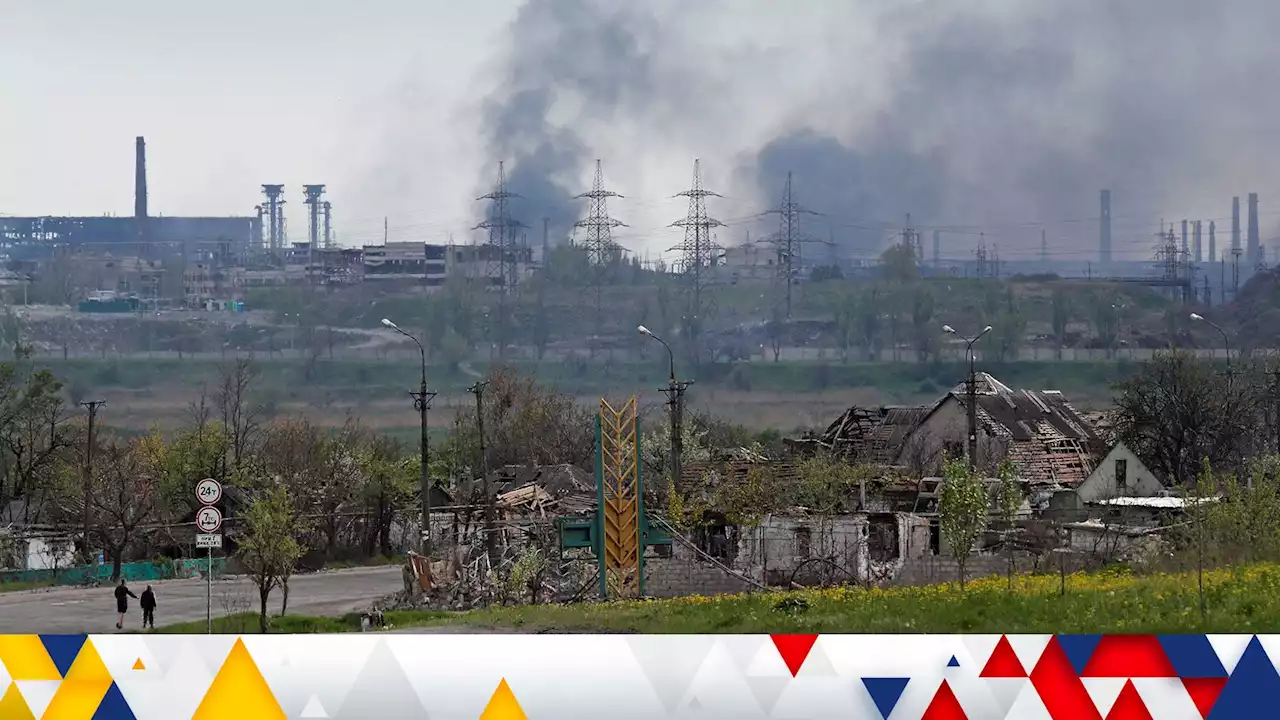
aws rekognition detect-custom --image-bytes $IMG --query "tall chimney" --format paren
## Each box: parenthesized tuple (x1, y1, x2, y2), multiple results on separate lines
(1248, 192, 1260, 266)
(1232, 196, 1241, 253)
(1099, 189, 1112, 263)
(134, 136, 148, 258)
(1209, 221, 1216, 263)
(1193, 221, 1202, 264)
(1181, 219, 1189, 255)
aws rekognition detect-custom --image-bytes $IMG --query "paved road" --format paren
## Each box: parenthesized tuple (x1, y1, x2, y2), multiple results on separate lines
(0, 566, 403, 634)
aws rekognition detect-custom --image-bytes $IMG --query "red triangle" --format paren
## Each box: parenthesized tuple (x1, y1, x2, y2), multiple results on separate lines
(770, 634, 818, 677)
(981, 635, 1028, 678)
(1082, 636, 1176, 677)
(921, 679, 968, 720)
(1181, 677, 1227, 719)
(1105, 680, 1153, 720)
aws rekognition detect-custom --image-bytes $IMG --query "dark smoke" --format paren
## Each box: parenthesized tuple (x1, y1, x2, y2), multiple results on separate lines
(744, 0, 1280, 261)
(479, 0, 667, 244)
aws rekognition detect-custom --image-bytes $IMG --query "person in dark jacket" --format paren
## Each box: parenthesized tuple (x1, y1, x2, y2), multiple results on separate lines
(114, 580, 136, 630)
(140, 585, 157, 629)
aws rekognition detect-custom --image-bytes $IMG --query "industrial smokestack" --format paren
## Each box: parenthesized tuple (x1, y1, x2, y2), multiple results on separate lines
(1181, 219, 1189, 256)
(1248, 192, 1260, 266)
(1209, 221, 1216, 263)
(1194, 221, 1202, 264)
(134, 136, 148, 258)
(1232, 196, 1241, 253)
(1099, 190, 1112, 264)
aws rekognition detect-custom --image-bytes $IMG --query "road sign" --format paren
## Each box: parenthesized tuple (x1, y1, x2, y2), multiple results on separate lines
(195, 533, 222, 549)
(196, 506, 223, 533)
(196, 478, 222, 505)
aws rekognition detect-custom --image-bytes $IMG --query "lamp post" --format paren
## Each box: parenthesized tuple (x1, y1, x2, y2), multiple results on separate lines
(1190, 313, 1231, 370)
(383, 318, 436, 555)
(943, 324, 993, 472)
(639, 325, 692, 493)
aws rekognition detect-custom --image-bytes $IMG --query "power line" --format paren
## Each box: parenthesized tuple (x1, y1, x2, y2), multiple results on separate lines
(761, 172, 823, 319)
(670, 159, 723, 362)
(474, 162, 527, 359)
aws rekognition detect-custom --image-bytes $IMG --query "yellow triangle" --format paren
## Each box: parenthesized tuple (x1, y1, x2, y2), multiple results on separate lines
(478, 678, 528, 720)
(0, 682, 35, 720)
(193, 638, 286, 720)
(0, 635, 60, 681)
(42, 679, 113, 720)
(132, 658, 146, 671)
(64, 639, 112, 684)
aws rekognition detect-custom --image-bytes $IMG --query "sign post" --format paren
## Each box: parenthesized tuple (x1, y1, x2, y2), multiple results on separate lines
(195, 479, 222, 634)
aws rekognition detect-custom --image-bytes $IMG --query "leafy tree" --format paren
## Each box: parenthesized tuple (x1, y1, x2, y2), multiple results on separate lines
(995, 459, 1020, 588)
(911, 286, 936, 362)
(359, 436, 415, 557)
(939, 457, 989, 589)
(1112, 349, 1256, 485)
(238, 485, 303, 633)
(857, 288, 882, 361)
(880, 244, 919, 282)
(831, 291, 858, 362)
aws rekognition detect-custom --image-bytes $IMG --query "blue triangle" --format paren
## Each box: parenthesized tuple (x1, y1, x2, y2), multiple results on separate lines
(1159, 635, 1228, 678)
(1056, 634, 1102, 675)
(92, 681, 137, 720)
(947, 655, 960, 667)
(39, 634, 87, 678)
(1208, 636, 1280, 720)
(862, 677, 910, 720)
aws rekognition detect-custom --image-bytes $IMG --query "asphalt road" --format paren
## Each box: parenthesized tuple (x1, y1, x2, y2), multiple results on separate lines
(0, 566, 403, 634)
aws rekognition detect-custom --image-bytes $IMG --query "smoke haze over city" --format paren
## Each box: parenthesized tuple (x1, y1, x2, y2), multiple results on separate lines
(4, 0, 1280, 262)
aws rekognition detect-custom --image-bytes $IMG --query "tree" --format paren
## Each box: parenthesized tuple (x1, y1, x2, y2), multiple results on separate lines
(215, 359, 263, 471)
(765, 304, 786, 362)
(880, 244, 919, 282)
(995, 459, 1020, 589)
(911, 286, 936, 362)
(359, 436, 414, 556)
(451, 367, 595, 470)
(831, 291, 858, 363)
(939, 457, 989, 589)
(87, 437, 160, 579)
(238, 485, 303, 633)
(857, 288, 882, 361)
(1050, 289, 1071, 360)
(1112, 349, 1256, 485)
(1092, 293, 1119, 357)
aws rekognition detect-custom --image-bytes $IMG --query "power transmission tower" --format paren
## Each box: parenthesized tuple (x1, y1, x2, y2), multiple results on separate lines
(475, 162, 527, 359)
(669, 159, 723, 362)
(575, 159, 627, 338)
(762, 172, 822, 319)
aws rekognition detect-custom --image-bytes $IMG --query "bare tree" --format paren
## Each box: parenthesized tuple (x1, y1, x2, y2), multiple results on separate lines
(86, 438, 160, 579)
(215, 359, 263, 471)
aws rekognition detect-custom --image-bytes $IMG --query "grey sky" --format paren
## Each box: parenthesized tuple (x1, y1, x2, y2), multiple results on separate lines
(4, 1, 1280, 262)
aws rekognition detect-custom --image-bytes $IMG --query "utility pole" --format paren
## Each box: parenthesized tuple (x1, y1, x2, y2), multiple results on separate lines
(80, 400, 106, 563)
(468, 380, 496, 566)
(412, 380, 436, 555)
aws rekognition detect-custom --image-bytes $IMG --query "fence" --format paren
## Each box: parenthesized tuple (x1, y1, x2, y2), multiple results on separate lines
(0, 556, 227, 586)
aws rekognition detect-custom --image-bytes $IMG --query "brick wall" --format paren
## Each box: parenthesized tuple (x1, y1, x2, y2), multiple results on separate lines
(895, 551, 1090, 586)
(643, 541, 758, 598)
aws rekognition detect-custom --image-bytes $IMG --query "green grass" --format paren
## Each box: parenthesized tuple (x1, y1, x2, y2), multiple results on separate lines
(157, 564, 1280, 635)
(0, 579, 57, 593)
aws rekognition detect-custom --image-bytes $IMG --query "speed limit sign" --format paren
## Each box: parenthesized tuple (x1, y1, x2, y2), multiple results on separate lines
(195, 478, 222, 506)
(196, 506, 223, 533)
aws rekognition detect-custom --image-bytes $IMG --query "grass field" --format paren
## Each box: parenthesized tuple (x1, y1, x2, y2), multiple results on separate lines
(158, 564, 1280, 635)
(44, 356, 1131, 437)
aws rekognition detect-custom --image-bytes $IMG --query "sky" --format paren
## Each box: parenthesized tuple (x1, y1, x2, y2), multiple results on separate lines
(4, 0, 1280, 264)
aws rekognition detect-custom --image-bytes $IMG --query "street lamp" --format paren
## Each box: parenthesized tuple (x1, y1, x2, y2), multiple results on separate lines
(944, 324, 993, 472)
(638, 325, 690, 492)
(383, 318, 437, 555)
(1190, 313, 1231, 369)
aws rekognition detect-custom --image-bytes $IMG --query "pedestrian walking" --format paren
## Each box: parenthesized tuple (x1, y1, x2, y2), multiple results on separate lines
(114, 579, 136, 630)
(140, 585, 157, 629)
